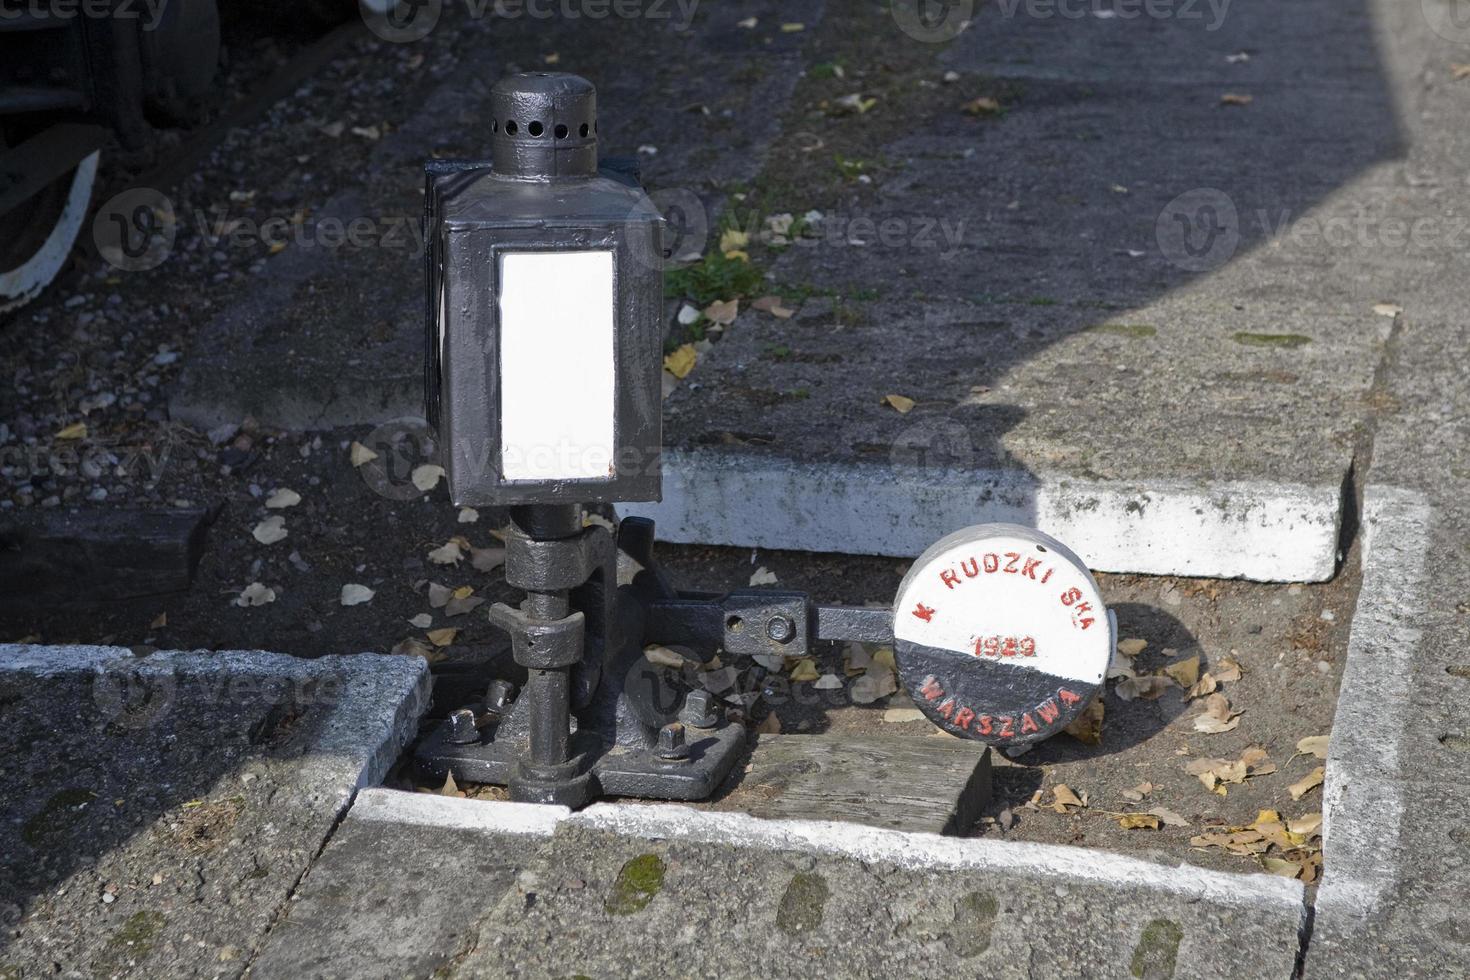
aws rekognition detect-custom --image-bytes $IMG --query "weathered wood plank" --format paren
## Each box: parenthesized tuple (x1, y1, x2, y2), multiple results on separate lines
(717, 733, 991, 835)
(0, 507, 213, 602)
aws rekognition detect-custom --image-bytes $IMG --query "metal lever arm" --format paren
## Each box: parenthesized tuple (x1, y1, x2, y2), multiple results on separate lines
(645, 591, 894, 659)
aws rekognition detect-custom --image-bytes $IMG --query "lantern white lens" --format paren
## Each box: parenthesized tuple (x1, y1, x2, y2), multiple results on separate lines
(498, 250, 617, 482)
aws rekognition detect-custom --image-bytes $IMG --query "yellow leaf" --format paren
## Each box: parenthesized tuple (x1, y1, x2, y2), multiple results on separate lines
(722, 249, 750, 262)
(870, 647, 896, 672)
(1288, 766, 1325, 801)
(451, 585, 474, 599)
(1296, 734, 1330, 759)
(1261, 857, 1302, 878)
(426, 628, 458, 648)
(719, 228, 749, 253)
(269, 241, 288, 255)
(663, 344, 698, 380)
(55, 422, 87, 440)
(780, 21, 805, 31)
(789, 659, 819, 682)
(1117, 813, 1161, 830)
(883, 394, 916, 414)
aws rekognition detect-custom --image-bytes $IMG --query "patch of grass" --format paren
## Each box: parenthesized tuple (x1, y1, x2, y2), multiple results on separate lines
(764, 344, 793, 361)
(666, 252, 765, 307)
(1232, 332, 1312, 349)
(835, 155, 867, 180)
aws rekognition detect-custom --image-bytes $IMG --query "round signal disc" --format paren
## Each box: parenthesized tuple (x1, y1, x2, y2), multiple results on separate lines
(893, 523, 1112, 747)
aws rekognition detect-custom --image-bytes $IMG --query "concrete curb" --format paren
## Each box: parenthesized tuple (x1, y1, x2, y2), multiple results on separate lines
(0, 644, 432, 807)
(1316, 487, 1430, 917)
(350, 789, 1306, 920)
(620, 449, 1345, 582)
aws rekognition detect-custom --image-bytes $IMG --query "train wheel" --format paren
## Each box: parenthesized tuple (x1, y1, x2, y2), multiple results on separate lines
(0, 150, 99, 316)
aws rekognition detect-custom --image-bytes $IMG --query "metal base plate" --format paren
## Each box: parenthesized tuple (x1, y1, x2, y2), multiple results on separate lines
(416, 719, 747, 802)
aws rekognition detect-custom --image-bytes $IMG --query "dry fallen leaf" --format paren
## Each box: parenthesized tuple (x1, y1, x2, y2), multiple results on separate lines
(235, 582, 276, 607)
(1289, 766, 1325, 801)
(428, 540, 465, 565)
(1117, 637, 1148, 657)
(704, 299, 740, 325)
(391, 637, 441, 662)
(1149, 806, 1190, 828)
(1452, 63, 1470, 81)
(962, 96, 1002, 116)
(458, 507, 479, 524)
(790, 659, 820, 682)
(1192, 693, 1242, 733)
(265, 488, 301, 509)
(1185, 672, 1219, 700)
(427, 582, 453, 608)
(849, 668, 898, 704)
(350, 441, 378, 467)
(1288, 812, 1323, 836)
(252, 516, 288, 545)
(1050, 784, 1085, 813)
(55, 422, 88, 440)
(1186, 757, 1248, 792)
(883, 707, 926, 723)
(749, 566, 779, 586)
(1163, 654, 1201, 689)
(1117, 813, 1161, 830)
(751, 295, 796, 319)
(883, 394, 916, 414)
(411, 465, 445, 492)
(644, 645, 688, 669)
(445, 593, 485, 617)
(1064, 698, 1105, 745)
(1121, 781, 1153, 802)
(1296, 734, 1330, 759)
(409, 613, 433, 629)
(1115, 674, 1173, 701)
(663, 344, 698, 380)
(1214, 655, 1243, 682)
(426, 628, 459, 648)
(1262, 856, 1301, 878)
(340, 584, 375, 607)
(150, 612, 167, 629)
(814, 674, 844, 690)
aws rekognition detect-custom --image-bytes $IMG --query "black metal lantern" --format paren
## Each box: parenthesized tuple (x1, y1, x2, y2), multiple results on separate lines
(425, 72, 663, 507)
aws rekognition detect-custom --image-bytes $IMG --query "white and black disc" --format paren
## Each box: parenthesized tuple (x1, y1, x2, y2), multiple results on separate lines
(893, 524, 1112, 747)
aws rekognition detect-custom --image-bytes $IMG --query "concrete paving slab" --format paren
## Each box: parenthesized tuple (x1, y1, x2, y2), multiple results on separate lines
(631, 297, 1385, 580)
(626, 0, 1405, 579)
(449, 802, 1306, 978)
(0, 644, 428, 979)
(249, 791, 562, 980)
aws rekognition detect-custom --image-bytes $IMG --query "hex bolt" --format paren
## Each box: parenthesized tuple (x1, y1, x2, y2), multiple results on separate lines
(766, 615, 797, 644)
(485, 679, 517, 713)
(446, 708, 480, 745)
(679, 689, 721, 730)
(656, 722, 689, 761)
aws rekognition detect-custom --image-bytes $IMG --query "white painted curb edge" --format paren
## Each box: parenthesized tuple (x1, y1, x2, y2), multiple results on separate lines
(619, 449, 1344, 583)
(353, 791, 1303, 916)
